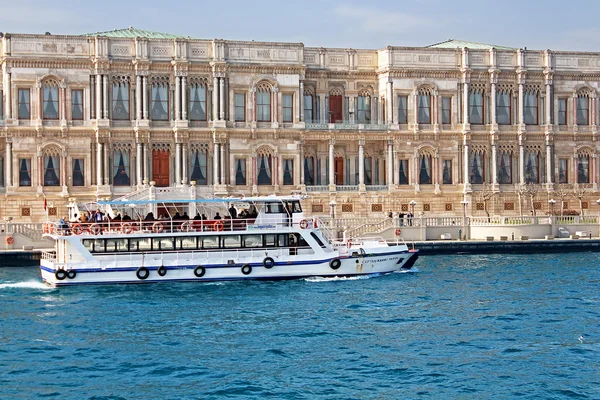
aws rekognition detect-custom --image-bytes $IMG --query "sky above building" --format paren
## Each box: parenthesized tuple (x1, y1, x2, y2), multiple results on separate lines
(1, 0, 599, 51)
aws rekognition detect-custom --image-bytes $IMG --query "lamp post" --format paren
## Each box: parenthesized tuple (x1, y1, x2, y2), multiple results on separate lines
(329, 200, 336, 220)
(549, 199, 556, 216)
(409, 200, 416, 227)
(460, 200, 469, 241)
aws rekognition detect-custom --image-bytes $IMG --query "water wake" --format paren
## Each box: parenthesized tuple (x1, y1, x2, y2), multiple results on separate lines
(304, 275, 374, 283)
(0, 281, 51, 290)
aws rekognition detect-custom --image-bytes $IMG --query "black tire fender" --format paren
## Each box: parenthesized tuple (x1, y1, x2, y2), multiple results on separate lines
(55, 269, 67, 281)
(241, 264, 252, 275)
(194, 265, 206, 278)
(263, 257, 275, 269)
(330, 258, 342, 270)
(157, 266, 167, 277)
(136, 266, 150, 280)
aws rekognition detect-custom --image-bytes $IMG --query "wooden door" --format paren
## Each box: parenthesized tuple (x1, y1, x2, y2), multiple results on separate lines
(329, 95, 343, 123)
(334, 157, 344, 185)
(152, 149, 170, 187)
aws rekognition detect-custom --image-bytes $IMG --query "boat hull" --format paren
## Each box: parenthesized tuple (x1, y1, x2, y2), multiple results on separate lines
(40, 249, 418, 287)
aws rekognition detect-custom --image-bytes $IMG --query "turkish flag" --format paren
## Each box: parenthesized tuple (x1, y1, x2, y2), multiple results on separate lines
(43, 198, 47, 212)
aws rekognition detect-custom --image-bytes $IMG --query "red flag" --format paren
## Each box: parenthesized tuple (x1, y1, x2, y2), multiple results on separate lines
(43, 197, 47, 212)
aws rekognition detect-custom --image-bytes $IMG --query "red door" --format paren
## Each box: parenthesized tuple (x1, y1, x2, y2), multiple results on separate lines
(334, 157, 344, 185)
(329, 96, 343, 123)
(152, 149, 170, 187)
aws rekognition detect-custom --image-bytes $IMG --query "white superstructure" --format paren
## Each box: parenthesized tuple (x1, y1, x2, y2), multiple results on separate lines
(39, 195, 418, 286)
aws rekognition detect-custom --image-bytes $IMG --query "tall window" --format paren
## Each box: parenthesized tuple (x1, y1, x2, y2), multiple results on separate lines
(235, 158, 246, 185)
(470, 152, 484, 184)
(71, 89, 84, 120)
(398, 96, 408, 124)
(523, 91, 538, 125)
(497, 152, 512, 184)
(43, 153, 60, 186)
(189, 83, 207, 121)
(469, 91, 484, 124)
(357, 95, 371, 124)
(442, 159, 452, 184)
(497, 91, 511, 125)
(43, 83, 59, 120)
(151, 78, 169, 121)
(111, 79, 130, 120)
(418, 155, 432, 184)
(257, 153, 272, 185)
(19, 158, 31, 186)
(417, 94, 431, 124)
(72, 158, 84, 186)
(18, 89, 31, 120)
(558, 159, 568, 183)
(112, 149, 131, 186)
(364, 157, 372, 185)
(283, 159, 293, 185)
(304, 156, 315, 185)
(577, 155, 589, 183)
(234, 93, 245, 122)
(282, 94, 293, 122)
(256, 88, 271, 122)
(524, 151, 539, 184)
(442, 97, 451, 124)
(304, 94, 313, 122)
(190, 150, 207, 185)
(576, 96, 589, 125)
(558, 99, 567, 125)
(399, 159, 409, 185)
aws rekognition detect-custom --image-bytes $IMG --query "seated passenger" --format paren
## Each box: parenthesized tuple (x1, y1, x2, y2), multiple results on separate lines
(214, 212, 222, 220)
(122, 213, 132, 221)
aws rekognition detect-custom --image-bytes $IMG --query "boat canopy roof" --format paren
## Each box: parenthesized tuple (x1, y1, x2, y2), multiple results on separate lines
(97, 195, 308, 206)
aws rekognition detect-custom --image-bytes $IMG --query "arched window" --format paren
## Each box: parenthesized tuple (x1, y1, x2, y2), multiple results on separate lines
(112, 146, 131, 186)
(257, 148, 273, 185)
(151, 77, 169, 121)
(190, 146, 208, 185)
(497, 151, 512, 184)
(470, 150, 485, 184)
(304, 154, 315, 185)
(42, 80, 60, 120)
(189, 79, 207, 121)
(524, 87, 539, 125)
(43, 148, 61, 186)
(112, 76, 130, 120)
(256, 83, 272, 122)
(419, 154, 432, 184)
(417, 92, 432, 124)
(577, 154, 590, 183)
(357, 90, 371, 124)
(304, 90, 314, 123)
(469, 88, 484, 125)
(576, 93, 590, 126)
(524, 150, 539, 184)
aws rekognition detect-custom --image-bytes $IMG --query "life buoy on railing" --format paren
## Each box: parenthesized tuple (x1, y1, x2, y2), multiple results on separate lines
(5, 236, 14, 245)
(395, 228, 402, 236)
(299, 219, 309, 229)
(214, 221, 224, 232)
(90, 223, 102, 235)
(72, 224, 83, 235)
(121, 223, 133, 234)
(152, 222, 164, 234)
(180, 221, 193, 232)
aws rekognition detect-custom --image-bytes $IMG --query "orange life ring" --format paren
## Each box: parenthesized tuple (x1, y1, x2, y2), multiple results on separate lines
(214, 220, 224, 232)
(180, 221, 193, 232)
(121, 223, 133, 234)
(152, 222, 164, 234)
(72, 224, 83, 235)
(6, 236, 14, 245)
(299, 219, 309, 229)
(395, 228, 402, 236)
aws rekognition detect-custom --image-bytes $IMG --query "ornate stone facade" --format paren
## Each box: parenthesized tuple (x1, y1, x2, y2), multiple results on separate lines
(1, 29, 599, 221)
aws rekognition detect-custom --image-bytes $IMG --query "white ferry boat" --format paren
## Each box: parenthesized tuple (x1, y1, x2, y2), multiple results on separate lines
(39, 195, 418, 286)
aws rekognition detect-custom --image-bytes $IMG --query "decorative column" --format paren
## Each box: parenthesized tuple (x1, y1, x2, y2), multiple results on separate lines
(175, 143, 182, 185)
(462, 79, 470, 128)
(490, 79, 497, 127)
(181, 76, 187, 120)
(491, 143, 498, 189)
(433, 92, 440, 132)
(273, 87, 279, 124)
(213, 77, 219, 121)
(299, 81, 304, 122)
(61, 152, 68, 193)
(96, 73, 102, 119)
(103, 144, 110, 186)
(175, 76, 181, 120)
(219, 77, 225, 121)
(518, 77, 525, 130)
(136, 143, 143, 186)
(102, 75, 109, 120)
(386, 80, 394, 124)
(546, 140, 553, 187)
(328, 140, 335, 187)
(3, 70, 12, 119)
(463, 139, 470, 192)
(96, 143, 103, 186)
(387, 141, 393, 186)
(142, 76, 148, 119)
(136, 75, 142, 120)
(143, 143, 149, 183)
(299, 142, 305, 185)
(5, 142, 12, 187)
(37, 153, 43, 187)
(252, 88, 257, 123)
(213, 143, 220, 185)
(60, 84, 66, 122)
(220, 144, 226, 185)
(358, 140, 365, 188)
(519, 144, 525, 184)
(182, 144, 188, 184)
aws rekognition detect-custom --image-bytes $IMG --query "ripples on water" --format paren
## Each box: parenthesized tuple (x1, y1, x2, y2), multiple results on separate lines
(1, 254, 599, 399)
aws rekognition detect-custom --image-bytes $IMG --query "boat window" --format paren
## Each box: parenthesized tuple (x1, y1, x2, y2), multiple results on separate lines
(291, 201, 302, 213)
(131, 238, 152, 252)
(310, 232, 326, 248)
(177, 237, 198, 250)
(82, 239, 94, 252)
(265, 202, 285, 214)
(243, 235, 262, 248)
(106, 238, 128, 252)
(264, 234, 277, 247)
(296, 233, 309, 248)
(201, 236, 219, 249)
(93, 239, 105, 253)
(153, 237, 174, 251)
(223, 235, 241, 248)
(277, 234, 288, 247)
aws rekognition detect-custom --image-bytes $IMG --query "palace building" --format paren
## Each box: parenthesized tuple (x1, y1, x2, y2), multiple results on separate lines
(0, 28, 599, 221)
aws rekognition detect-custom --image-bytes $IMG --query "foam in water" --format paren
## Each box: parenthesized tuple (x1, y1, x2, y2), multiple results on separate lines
(304, 275, 374, 283)
(0, 281, 52, 290)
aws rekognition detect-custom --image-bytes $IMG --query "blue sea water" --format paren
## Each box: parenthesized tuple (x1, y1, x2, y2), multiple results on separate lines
(0, 253, 599, 399)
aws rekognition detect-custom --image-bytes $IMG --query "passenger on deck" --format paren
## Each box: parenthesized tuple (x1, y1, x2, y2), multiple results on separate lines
(214, 212, 222, 220)
(239, 209, 248, 219)
(95, 209, 104, 223)
(122, 213, 132, 221)
(174, 212, 182, 220)
(193, 213, 201, 220)
(144, 212, 155, 221)
(58, 216, 70, 235)
(229, 205, 237, 219)
(182, 212, 190, 220)
(201, 214, 207, 220)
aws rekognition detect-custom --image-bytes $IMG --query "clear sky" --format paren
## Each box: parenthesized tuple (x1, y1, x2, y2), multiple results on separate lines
(1, 0, 599, 51)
